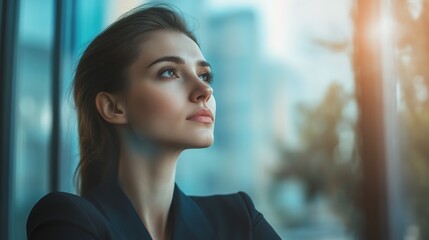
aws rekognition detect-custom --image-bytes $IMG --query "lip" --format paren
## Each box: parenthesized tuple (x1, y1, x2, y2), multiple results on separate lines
(186, 108, 214, 123)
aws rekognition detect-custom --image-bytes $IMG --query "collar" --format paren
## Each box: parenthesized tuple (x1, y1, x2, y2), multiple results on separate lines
(86, 178, 214, 240)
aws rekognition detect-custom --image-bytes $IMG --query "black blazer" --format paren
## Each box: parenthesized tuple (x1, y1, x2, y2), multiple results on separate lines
(26, 178, 281, 240)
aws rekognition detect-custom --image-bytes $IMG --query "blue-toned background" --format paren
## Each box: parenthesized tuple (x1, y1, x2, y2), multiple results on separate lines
(3, 0, 429, 239)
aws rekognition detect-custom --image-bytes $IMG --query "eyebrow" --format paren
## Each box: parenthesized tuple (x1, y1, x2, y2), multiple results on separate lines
(146, 56, 211, 69)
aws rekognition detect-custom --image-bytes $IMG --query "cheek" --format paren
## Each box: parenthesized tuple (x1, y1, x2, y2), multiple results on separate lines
(127, 85, 186, 126)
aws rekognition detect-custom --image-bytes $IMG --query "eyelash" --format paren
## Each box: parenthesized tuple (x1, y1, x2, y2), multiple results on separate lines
(199, 72, 214, 85)
(158, 66, 214, 85)
(159, 66, 178, 78)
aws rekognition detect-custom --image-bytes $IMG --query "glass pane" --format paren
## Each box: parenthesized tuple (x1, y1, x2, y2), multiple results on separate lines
(393, 0, 429, 238)
(72, 0, 362, 239)
(11, 0, 55, 239)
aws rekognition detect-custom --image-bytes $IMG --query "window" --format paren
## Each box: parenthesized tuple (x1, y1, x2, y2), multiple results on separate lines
(1, 0, 428, 239)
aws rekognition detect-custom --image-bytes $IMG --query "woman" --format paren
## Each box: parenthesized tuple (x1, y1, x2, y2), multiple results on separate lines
(26, 4, 281, 240)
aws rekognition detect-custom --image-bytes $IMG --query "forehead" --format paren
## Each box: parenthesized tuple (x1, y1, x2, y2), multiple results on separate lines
(137, 30, 204, 64)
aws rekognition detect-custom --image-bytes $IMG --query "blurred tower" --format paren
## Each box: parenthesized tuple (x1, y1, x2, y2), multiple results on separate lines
(206, 9, 261, 190)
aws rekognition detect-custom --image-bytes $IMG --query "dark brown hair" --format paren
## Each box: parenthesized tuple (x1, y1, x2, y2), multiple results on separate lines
(73, 4, 198, 197)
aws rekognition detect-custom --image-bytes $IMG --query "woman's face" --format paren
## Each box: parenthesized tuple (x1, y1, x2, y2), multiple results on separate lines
(123, 30, 216, 150)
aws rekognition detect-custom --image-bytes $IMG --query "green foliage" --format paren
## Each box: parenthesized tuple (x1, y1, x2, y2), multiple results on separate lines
(271, 82, 362, 234)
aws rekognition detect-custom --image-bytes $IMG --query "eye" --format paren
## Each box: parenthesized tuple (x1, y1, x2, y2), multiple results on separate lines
(199, 72, 214, 84)
(159, 68, 178, 78)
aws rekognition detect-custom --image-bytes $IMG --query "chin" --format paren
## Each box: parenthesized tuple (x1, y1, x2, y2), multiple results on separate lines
(192, 138, 214, 148)
(196, 141, 213, 148)
(185, 134, 214, 149)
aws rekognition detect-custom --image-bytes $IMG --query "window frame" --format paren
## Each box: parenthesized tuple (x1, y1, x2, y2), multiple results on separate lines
(0, 0, 20, 239)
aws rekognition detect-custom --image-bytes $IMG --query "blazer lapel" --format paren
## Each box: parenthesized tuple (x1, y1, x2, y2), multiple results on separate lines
(170, 185, 215, 240)
(87, 178, 152, 240)
(87, 178, 215, 240)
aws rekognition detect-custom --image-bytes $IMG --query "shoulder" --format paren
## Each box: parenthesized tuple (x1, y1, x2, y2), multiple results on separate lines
(27, 192, 109, 240)
(191, 192, 282, 239)
(191, 191, 256, 219)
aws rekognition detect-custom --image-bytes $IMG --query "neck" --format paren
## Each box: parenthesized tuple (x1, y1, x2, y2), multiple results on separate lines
(117, 139, 181, 240)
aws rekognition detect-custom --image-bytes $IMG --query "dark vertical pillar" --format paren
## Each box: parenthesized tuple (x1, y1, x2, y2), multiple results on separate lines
(50, 0, 63, 192)
(0, 0, 19, 239)
(51, 0, 76, 192)
(353, 0, 390, 239)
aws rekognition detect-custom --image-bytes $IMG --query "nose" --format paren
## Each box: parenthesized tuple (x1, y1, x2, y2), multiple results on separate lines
(189, 79, 213, 103)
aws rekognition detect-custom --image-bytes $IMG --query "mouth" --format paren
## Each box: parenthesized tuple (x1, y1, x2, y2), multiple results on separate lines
(186, 108, 214, 123)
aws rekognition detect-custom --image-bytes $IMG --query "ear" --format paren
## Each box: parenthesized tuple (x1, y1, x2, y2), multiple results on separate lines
(95, 92, 128, 124)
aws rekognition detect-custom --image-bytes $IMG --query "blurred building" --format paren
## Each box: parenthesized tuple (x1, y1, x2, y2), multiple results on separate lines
(2, 0, 428, 240)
